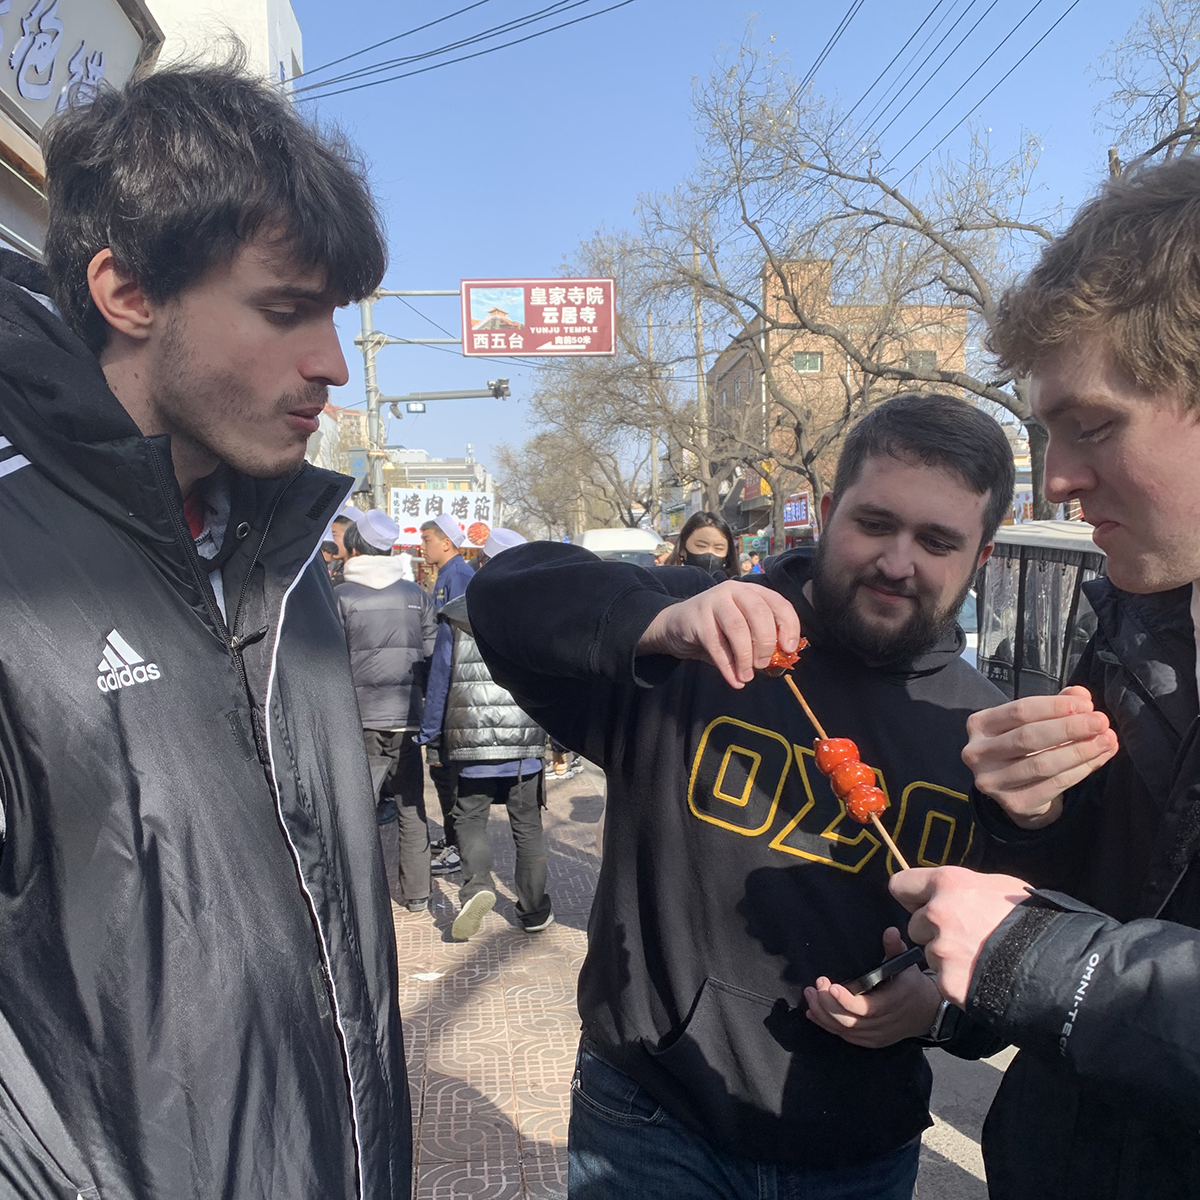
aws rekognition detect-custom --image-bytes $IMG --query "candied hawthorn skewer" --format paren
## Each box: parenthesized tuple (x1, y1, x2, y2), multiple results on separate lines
(780, 676, 910, 869)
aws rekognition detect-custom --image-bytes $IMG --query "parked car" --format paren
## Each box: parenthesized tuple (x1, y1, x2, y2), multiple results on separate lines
(577, 527, 662, 568)
(973, 520, 1106, 698)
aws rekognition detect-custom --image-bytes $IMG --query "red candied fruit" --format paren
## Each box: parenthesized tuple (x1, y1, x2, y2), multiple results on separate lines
(830, 760, 876, 800)
(767, 647, 799, 671)
(813, 737, 859, 776)
(845, 783, 889, 824)
(765, 637, 810, 676)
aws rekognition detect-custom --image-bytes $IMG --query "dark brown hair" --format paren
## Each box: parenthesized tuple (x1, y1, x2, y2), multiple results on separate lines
(833, 392, 1015, 545)
(42, 56, 386, 354)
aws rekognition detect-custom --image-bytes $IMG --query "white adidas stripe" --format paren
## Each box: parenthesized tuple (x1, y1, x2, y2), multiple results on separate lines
(0, 454, 30, 480)
(106, 630, 144, 665)
(0, 436, 10, 450)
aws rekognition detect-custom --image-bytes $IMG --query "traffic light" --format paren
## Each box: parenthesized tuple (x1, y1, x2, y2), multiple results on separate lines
(488, 378, 511, 399)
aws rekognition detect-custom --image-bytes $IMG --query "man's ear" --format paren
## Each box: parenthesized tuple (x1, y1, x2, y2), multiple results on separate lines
(819, 491, 835, 526)
(86, 249, 154, 341)
(976, 542, 994, 569)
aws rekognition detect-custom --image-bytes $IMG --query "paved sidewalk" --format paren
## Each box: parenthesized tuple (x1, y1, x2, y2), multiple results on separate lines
(382, 764, 1009, 1199)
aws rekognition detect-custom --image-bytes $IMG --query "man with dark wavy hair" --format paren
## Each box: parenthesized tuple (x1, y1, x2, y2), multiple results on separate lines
(0, 61, 411, 1198)
(892, 155, 1200, 1199)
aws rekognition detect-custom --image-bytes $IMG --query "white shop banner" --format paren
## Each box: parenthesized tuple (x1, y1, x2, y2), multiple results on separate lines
(390, 488, 496, 546)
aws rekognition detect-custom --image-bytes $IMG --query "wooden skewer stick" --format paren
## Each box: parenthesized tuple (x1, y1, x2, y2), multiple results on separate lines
(869, 813, 911, 871)
(783, 673, 827, 740)
(783, 672, 912, 870)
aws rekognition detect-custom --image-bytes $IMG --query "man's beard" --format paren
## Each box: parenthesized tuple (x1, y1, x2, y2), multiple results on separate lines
(810, 540, 972, 665)
(154, 313, 327, 479)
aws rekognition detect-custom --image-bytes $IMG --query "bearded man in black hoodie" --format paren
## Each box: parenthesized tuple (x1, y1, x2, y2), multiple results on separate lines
(469, 392, 1013, 1200)
(0, 62, 409, 1199)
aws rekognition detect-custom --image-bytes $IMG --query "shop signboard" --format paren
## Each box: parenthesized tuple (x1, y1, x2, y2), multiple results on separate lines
(461, 277, 615, 357)
(0, 0, 158, 141)
(390, 487, 495, 547)
(783, 492, 810, 527)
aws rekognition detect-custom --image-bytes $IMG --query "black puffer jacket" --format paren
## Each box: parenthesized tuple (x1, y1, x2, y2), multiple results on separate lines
(971, 577, 1200, 1199)
(0, 251, 410, 1199)
(337, 556, 437, 729)
(440, 594, 545, 762)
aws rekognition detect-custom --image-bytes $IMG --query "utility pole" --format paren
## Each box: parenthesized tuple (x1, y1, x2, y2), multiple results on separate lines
(693, 241, 710, 510)
(353, 288, 502, 511)
(357, 296, 386, 511)
(648, 311, 659, 531)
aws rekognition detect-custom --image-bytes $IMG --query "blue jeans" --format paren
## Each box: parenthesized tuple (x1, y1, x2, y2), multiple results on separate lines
(568, 1048, 920, 1200)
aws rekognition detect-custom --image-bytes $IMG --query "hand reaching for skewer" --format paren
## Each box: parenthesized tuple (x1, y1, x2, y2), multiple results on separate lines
(636, 580, 803, 688)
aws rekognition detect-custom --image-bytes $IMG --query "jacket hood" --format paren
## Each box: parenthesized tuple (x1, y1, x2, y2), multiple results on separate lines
(763, 548, 967, 678)
(342, 554, 413, 589)
(0, 251, 338, 565)
(440, 592, 471, 632)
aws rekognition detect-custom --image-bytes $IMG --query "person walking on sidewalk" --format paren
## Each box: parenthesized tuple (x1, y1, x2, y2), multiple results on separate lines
(336, 508, 438, 912)
(429, 529, 554, 940)
(0, 61, 409, 1198)
(419, 512, 475, 875)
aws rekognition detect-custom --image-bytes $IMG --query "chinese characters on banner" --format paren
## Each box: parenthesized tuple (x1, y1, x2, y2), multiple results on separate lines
(390, 489, 496, 547)
(460, 278, 615, 357)
(782, 493, 810, 527)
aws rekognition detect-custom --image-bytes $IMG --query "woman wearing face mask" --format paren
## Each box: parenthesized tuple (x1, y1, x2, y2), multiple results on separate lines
(667, 512, 739, 578)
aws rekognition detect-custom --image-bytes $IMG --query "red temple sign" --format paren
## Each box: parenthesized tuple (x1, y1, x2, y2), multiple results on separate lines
(461, 278, 615, 357)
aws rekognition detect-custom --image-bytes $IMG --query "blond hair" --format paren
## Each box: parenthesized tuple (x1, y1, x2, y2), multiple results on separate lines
(990, 155, 1200, 405)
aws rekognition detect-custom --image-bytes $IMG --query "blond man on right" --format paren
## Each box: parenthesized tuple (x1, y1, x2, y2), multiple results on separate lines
(889, 156, 1200, 1199)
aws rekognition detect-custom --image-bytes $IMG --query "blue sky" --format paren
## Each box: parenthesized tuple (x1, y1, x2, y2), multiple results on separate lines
(292, 0, 1143, 471)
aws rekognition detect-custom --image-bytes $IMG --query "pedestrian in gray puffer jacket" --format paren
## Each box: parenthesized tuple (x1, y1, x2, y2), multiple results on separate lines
(426, 528, 554, 940)
(337, 509, 438, 909)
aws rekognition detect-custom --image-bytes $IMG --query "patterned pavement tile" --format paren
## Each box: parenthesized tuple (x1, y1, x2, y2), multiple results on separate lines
(420, 1071, 518, 1159)
(415, 1161, 524, 1200)
(387, 767, 604, 1198)
(508, 1038, 579, 1111)
(521, 1148, 569, 1199)
(516, 1105, 571, 1148)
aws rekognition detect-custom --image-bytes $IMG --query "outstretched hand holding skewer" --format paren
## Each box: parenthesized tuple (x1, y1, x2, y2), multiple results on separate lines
(637, 579, 803, 687)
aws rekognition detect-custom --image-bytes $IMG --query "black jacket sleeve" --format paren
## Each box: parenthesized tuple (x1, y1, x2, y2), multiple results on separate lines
(467, 542, 713, 767)
(966, 891, 1200, 1122)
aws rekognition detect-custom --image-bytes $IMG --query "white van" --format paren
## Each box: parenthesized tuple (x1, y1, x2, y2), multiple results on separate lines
(577, 527, 663, 568)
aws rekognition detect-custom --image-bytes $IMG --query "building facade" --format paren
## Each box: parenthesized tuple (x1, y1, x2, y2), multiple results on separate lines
(145, 0, 302, 84)
(0, 0, 161, 257)
(706, 259, 969, 545)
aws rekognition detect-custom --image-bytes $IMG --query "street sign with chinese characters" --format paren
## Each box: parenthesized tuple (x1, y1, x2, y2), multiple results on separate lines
(783, 492, 811, 527)
(390, 488, 496, 547)
(0, 0, 158, 140)
(460, 278, 615, 357)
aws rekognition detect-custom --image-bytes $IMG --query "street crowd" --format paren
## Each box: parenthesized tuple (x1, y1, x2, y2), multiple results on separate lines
(0, 56, 1198, 1200)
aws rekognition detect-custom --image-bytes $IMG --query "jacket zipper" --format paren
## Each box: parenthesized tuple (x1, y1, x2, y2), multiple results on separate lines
(149, 447, 364, 1194)
(146, 445, 289, 765)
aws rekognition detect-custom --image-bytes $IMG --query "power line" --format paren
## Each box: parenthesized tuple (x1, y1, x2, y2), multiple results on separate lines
(853, 0, 980, 136)
(872, 0, 1002, 143)
(295, 0, 638, 103)
(297, 0, 496, 80)
(883, 0, 1047, 167)
(294, 0, 584, 96)
(841, 0, 952, 125)
(893, 0, 1083, 183)
(793, 0, 868, 98)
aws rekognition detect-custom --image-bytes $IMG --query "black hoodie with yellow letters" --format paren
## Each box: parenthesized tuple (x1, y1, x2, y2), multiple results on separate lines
(470, 540, 1004, 1167)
